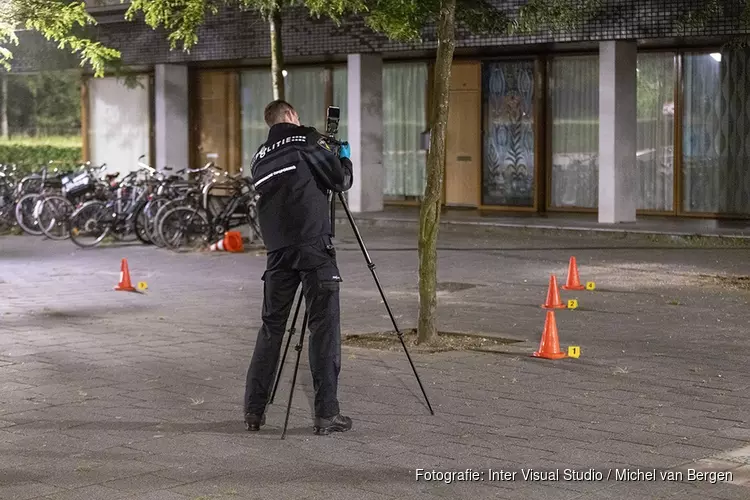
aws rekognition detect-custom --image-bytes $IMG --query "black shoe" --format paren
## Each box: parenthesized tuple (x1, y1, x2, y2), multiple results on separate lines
(313, 414, 352, 435)
(244, 413, 266, 431)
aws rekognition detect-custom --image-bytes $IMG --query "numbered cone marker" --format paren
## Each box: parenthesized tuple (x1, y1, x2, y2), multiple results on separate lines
(137, 281, 148, 291)
(568, 346, 581, 358)
(585, 281, 596, 291)
(567, 299, 579, 309)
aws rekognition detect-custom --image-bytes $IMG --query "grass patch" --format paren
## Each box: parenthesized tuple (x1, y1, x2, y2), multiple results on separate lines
(0, 135, 82, 148)
(343, 329, 521, 353)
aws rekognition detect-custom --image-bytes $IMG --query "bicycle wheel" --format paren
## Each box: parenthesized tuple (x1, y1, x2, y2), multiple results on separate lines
(38, 195, 75, 240)
(15, 193, 43, 235)
(152, 196, 199, 248)
(157, 206, 211, 251)
(68, 201, 112, 248)
(133, 201, 152, 245)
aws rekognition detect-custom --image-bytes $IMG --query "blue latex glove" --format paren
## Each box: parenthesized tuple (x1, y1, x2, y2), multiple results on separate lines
(339, 141, 350, 159)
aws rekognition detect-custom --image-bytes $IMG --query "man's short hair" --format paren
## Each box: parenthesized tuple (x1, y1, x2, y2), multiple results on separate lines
(264, 100, 296, 126)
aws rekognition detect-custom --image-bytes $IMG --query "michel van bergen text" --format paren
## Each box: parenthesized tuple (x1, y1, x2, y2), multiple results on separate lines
(414, 468, 732, 484)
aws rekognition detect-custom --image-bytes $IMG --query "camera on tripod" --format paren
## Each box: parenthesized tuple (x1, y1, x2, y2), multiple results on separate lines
(325, 105, 340, 138)
(324, 106, 344, 155)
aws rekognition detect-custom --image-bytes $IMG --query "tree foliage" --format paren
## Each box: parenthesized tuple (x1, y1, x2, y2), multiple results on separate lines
(0, 0, 120, 76)
(675, 0, 750, 49)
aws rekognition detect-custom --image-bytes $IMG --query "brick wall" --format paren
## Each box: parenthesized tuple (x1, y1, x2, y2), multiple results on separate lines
(8, 0, 750, 73)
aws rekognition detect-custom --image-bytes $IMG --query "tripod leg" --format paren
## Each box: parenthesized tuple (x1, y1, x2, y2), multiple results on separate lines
(269, 286, 304, 405)
(281, 310, 308, 440)
(337, 192, 434, 415)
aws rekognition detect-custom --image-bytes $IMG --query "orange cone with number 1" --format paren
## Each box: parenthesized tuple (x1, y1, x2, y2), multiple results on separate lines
(114, 258, 137, 292)
(532, 311, 567, 360)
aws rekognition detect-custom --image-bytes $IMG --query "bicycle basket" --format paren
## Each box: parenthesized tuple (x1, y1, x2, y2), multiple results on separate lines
(62, 172, 95, 197)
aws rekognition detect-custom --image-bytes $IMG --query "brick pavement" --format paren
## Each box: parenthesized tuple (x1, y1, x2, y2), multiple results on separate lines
(2, 224, 750, 499)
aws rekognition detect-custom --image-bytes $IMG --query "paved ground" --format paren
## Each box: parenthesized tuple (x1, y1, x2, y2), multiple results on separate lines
(2, 222, 750, 499)
(338, 205, 750, 238)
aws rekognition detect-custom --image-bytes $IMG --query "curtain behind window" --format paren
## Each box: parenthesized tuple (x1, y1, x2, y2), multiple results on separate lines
(383, 63, 427, 198)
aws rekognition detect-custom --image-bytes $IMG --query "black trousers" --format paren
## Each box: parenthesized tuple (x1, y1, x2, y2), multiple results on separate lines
(244, 235, 343, 418)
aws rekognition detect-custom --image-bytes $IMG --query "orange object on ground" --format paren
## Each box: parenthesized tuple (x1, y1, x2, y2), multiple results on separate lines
(209, 239, 226, 251)
(541, 274, 566, 309)
(209, 231, 244, 252)
(114, 258, 137, 292)
(562, 256, 586, 291)
(224, 231, 244, 252)
(532, 310, 567, 360)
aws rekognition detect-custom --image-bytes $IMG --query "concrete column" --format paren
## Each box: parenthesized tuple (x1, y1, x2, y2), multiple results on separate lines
(154, 64, 189, 173)
(598, 41, 638, 223)
(346, 54, 384, 212)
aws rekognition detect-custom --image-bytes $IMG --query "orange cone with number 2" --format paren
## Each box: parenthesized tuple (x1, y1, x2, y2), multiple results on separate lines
(532, 311, 567, 360)
(541, 274, 566, 309)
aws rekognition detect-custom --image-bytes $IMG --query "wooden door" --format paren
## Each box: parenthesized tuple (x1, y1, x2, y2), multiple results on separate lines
(192, 70, 240, 175)
(444, 62, 482, 207)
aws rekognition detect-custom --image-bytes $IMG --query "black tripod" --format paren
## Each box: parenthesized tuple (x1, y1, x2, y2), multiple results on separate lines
(267, 191, 434, 439)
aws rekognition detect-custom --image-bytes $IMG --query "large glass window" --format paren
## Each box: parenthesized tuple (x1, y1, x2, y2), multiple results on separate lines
(88, 75, 150, 176)
(240, 70, 272, 175)
(549, 54, 676, 211)
(482, 60, 536, 207)
(240, 67, 326, 175)
(332, 66, 348, 141)
(285, 67, 327, 131)
(637, 53, 675, 212)
(548, 56, 599, 209)
(382, 63, 428, 199)
(682, 51, 750, 214)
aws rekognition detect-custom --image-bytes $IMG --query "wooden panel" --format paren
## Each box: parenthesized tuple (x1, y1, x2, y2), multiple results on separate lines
(450, 62, 481, 91)
(226, 72, 241, 176)
(193, 70, 230, 172)
(444, 90, 481, 207)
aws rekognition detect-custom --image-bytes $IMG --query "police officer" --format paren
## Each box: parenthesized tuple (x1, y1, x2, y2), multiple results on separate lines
(243, 99, 353, 435)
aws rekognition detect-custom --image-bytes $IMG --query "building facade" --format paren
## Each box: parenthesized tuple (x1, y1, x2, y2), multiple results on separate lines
(10, 0, 750, 219)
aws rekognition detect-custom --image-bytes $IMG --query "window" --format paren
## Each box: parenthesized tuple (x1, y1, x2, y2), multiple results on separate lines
(88, 75, 150, 176)
(240, 67, 326, 175)
(548, 56, 599, 209)
(636, 53, 675, 212)
(682, 51, 750, 214)
(382, 63, 428, 199)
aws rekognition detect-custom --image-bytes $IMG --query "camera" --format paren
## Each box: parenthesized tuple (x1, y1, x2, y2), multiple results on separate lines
(325, 106, 340, 138)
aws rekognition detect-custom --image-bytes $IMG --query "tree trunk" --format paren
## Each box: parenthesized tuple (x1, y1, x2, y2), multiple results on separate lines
(416, 0, 456, 345)
(0, 74, 8, 139)
(269, 8, 285, 100)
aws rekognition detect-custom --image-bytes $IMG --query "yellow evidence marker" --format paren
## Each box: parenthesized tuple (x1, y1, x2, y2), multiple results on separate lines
(585, 281, 596, 291)
(568, 346, 581, 358)
(567, 299, 579, 309)
(137, 281, 148, 291)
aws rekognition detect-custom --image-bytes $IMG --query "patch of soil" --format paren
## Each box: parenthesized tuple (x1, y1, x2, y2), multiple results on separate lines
(436, 282, 479, 293)
(698, 274, 750, 291)
(343, 329, 521, 353)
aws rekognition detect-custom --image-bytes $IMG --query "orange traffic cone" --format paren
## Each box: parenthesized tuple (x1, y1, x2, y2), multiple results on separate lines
(541, 274, 566, 309)
(224, 231, 244, 253)
(562, 256, 585, 291)
(114, 258, 136, 292)
(532, 310, 567, 360)
(209, 239, 227, 251)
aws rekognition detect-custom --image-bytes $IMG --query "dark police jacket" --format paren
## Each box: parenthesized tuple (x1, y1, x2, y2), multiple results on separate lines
(249, 122, 353, 252)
